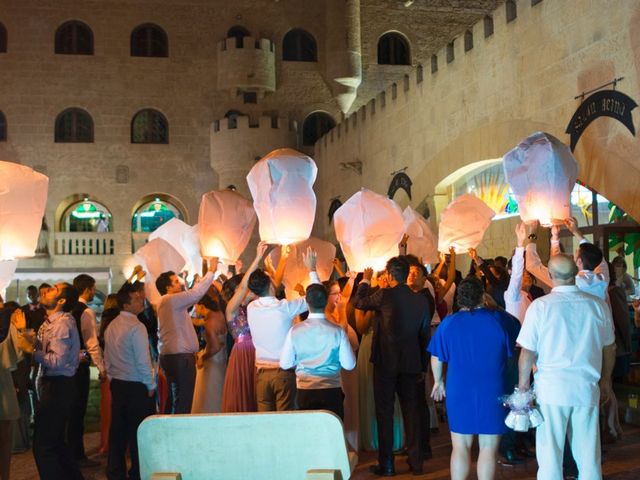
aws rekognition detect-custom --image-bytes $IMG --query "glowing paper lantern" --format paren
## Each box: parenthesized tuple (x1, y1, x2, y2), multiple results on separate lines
(246, 148, 317, 245)
(403, 207, 439, 264)
(503, 132, 578, 226)
(198, 189, 257, 262)
(134, 238, 186, 279)
(438, 194, 495, 253)
(149, 218, 202, 276)
(269, 237, 336, 298)
(334, 189, 405, 272)
(0, 161, 49, 260)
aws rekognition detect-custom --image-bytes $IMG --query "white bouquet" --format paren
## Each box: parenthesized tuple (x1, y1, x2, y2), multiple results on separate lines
(502, 387, 543, 432)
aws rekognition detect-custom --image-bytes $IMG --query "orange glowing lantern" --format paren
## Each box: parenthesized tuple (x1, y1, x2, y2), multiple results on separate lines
(438, 194, 495, 253)
(247, 148, 317, 245)
(334, 189, 405, 272)
(269, 236, 336, 298)
(503, 132, 578, 226)
(0, 161, 49, 260)
(198, 189, 257, 262)
(403, 207, 439, 264)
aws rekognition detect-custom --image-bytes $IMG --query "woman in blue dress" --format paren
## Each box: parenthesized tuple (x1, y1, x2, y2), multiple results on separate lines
(428, 277, 520, 480)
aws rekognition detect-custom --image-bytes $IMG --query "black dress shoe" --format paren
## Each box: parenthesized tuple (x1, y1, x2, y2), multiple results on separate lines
(369, 464, 396, 477)
(516, 446, 535, 458)
(501, 449, 525, 465)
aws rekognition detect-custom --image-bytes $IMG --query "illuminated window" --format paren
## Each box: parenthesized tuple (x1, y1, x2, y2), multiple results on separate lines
(131, 197, 183, 233)
(61, 199, 112, 232)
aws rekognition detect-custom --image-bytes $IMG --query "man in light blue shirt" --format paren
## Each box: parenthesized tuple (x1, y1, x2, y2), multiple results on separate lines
(27, 282, 84, 480)
(105, 284, 156, 480)
(280, 284, 356, 419)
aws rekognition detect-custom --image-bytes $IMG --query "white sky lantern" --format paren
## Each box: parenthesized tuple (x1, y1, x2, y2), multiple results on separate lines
(0, 161, 49, 260)
(503, 132, 578, 226)
(438, 194, 495, 253)
(198, 189, 257, 262)
(403, 206, 439, 264)
(134, 237, 186, 280)
(247, 148, 317, 245)
(334, 189, 405, 272)
(269, 237, 336, 298)
(149, 218, 202, 276)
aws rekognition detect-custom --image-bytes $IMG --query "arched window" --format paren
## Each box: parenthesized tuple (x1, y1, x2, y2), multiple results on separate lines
(377, 32, 410, 65)
(0, 111, 6, 141)
(55, 108, 93, 143)
(0, 23, 7, 53)
(227, 25, 250, 48)
(282, 29, 317, 62)
(131, 24, 168, 57)
(132, 196, 184, 233)
(61, 198, 112, 232)
(131, 109, 168, 144)
(302, 112, 335, 146)
(55, 20, 93, 55)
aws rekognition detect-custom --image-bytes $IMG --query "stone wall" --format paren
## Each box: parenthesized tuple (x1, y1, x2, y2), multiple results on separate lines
(314, 0, 640, 260)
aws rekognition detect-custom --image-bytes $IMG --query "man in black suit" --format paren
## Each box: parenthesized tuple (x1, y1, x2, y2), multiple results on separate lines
(354, 256, 432, 476)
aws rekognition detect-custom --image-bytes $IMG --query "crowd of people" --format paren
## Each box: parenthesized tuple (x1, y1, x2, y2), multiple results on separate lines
(0, 216, 637, 480)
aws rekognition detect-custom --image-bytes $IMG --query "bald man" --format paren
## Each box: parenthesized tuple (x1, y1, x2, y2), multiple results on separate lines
(516, 254, 616, 480)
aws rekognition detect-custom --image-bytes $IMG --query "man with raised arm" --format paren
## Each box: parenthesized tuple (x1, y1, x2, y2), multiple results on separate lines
(155, 261, 216, 414)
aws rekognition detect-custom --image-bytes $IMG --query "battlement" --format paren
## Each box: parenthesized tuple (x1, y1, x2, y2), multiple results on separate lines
(218, 36, 274, 52)
(212, 115, 297, 133)
(316, 0, 542, 155)
(217, 37, 276, 94)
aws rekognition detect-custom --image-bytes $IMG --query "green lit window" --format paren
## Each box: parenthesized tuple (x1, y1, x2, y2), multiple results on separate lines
(62, 199, 111, 232)
(131, 197, 183, 233)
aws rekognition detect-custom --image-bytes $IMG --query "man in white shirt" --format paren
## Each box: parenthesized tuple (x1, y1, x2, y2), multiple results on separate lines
(69, 274, 106, 466)
(504, 222, 533, 324)
(517, 254, 616, 480)
(105, 284, 156, 480)
(280, 284, 355, 418)
(156, 268, 214, 413)
(247, 248, 319, 412)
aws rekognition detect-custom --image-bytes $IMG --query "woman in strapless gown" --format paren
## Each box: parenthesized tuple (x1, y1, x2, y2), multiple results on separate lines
(191, 295, 227, 414)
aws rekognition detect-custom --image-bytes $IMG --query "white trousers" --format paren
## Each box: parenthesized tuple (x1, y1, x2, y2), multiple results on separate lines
(536, 403, 601, 480)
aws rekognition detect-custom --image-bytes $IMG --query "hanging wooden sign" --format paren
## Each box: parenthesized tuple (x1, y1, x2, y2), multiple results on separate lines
(565, 89, 637, 151)
(387, 172, 413, 200)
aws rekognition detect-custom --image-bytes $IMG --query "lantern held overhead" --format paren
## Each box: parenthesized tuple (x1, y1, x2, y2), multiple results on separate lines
(0, 161, 49, 260)
(334, 189, 405, 272)
(503, 132, 578, 226)
(198, 189, 257, 262)
(247, 148, 317, 245)
(403, 206, 439, 264)
(438, 194, 495, 254)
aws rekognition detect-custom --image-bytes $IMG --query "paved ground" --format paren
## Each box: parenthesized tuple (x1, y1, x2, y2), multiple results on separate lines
(9, 422, 640, 479)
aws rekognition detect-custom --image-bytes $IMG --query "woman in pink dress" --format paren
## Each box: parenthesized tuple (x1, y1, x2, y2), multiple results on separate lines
(220, 242, 269, 413)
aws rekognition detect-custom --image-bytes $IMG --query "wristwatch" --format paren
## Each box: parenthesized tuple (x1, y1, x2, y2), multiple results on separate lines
(527, 233, 537, 240)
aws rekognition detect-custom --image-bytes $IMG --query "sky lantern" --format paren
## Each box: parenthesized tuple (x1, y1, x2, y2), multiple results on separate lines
(134, 237, 186, 280)
(0, 260, 18, 296)
(403, 206, 439, 264)
(269, 236, 336, 298)
(246, 148, 317, 245)
(0, 161, 49, 260)
(148, 218, 202, 276)
(334, 189, 405, 272)
(438, 194, 495, 253)
(503, 131, 578, 226)
(198, 188, 257, 262)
